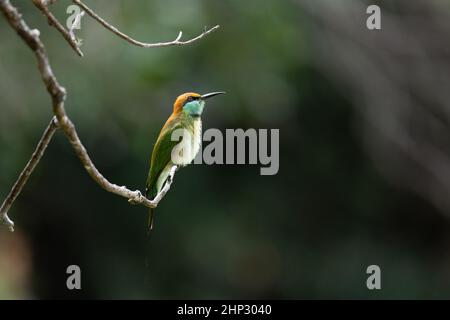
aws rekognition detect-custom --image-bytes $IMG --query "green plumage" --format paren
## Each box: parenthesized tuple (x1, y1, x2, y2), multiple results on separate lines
(145, 112, 196, 230)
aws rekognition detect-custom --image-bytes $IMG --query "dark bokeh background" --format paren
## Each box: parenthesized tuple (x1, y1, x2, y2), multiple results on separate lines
(2, 0, 450, 299)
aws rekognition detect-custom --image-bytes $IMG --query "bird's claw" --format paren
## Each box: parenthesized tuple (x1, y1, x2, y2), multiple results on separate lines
(128, 190, 143, 205)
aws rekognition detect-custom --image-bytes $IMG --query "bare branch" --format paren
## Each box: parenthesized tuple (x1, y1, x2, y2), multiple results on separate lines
(0, 117, 58, 232)
(0, 0, 201, 231)
(58, 113, 176, 210)
(73, 0, 220, 48)
(32, 0, 84, 56)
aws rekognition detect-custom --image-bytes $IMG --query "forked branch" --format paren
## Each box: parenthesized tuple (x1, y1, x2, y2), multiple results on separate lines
(32, 0, 84, 56)
(32, 0, 219, 56)
(73, 0, 219, 48)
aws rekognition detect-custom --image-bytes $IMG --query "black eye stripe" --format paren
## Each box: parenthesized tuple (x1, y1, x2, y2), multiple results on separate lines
(185, 96, 199, 104)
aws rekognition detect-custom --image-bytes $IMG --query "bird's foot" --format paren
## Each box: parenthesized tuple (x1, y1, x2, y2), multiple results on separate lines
(167, 165, 177, 184)
(128, 190, 143, 205)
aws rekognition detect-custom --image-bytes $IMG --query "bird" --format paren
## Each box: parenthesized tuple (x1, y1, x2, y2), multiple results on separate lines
(145, 91, 225, 230)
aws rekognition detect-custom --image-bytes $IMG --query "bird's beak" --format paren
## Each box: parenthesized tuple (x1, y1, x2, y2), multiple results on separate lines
(201, 92, 226, 100)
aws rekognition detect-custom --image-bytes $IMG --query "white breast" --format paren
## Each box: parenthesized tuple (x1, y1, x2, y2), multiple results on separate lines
(191, 119, 202, 160)
(171, 119, 202, 166)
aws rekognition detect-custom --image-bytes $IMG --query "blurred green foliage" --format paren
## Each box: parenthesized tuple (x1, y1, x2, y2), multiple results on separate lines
(1, 0, 450, 299)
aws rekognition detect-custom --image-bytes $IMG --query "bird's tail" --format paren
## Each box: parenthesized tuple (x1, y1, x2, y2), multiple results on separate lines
(148, 208, 155, 231)
(146, 184, 158, 232)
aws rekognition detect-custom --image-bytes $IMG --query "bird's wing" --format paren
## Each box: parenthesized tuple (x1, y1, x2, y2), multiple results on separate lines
(146, 120, 183, 199)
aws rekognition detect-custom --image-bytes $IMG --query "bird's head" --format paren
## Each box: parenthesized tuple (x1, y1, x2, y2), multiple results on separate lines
(173, 92, 225, 117)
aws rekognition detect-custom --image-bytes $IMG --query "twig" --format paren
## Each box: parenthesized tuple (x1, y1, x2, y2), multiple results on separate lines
(73, 0, 220, 48)
(0, 0, 201, 231)
(0, 117, 58, 232)
(32, 0, 84, 56)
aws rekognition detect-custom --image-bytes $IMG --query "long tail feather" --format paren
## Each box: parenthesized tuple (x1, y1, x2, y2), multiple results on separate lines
(148, 208, 155, 231)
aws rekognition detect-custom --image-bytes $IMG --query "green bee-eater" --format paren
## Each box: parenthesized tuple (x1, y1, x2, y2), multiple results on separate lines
(145, 91, 225, 230)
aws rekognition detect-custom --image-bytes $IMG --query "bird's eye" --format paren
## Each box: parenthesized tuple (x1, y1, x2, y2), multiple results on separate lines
(186, 96, 194, 102)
